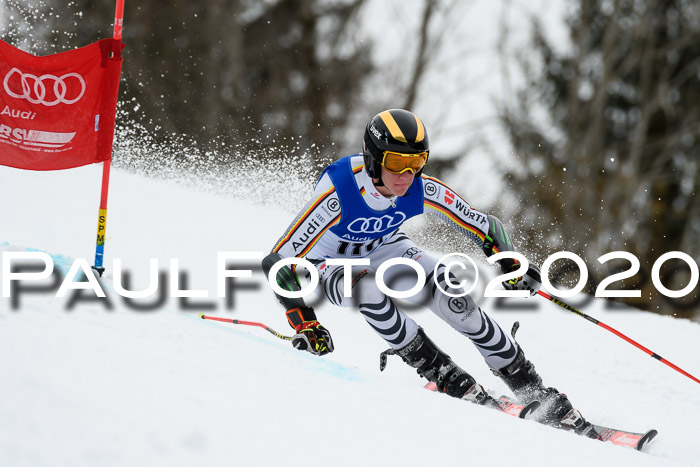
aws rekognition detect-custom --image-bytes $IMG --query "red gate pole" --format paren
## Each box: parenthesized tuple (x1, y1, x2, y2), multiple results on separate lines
(93, 0, 125, 276)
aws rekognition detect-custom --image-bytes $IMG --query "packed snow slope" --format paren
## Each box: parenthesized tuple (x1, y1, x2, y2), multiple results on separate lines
(1, 164, 699, 467)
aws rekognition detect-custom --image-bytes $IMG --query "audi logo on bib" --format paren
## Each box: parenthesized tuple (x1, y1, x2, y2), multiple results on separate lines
(3, 67, 87, 106)
(347, 212, 406, 234)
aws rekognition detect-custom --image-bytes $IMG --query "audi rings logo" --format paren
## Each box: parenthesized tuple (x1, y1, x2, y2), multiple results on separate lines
(3, 67, 87, 106)
(347, 212, 406, 234)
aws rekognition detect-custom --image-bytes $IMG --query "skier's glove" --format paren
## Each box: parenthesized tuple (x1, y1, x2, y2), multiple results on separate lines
(285, 306, 334, 356)
(292, 320, 334, 356)
(501, 261, 542, 297)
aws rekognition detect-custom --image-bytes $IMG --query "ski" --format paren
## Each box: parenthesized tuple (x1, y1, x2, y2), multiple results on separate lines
(381, 349, 656, 451)
(423, 381, 540, 419)
(425, 384, 657, 451)
(499, 395, 658, 451)
(591, 424, 658, 451)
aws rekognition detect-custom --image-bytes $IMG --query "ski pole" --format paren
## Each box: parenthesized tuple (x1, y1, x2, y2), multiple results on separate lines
(537, 290, 700, 385)
(198, 314, 292, 341)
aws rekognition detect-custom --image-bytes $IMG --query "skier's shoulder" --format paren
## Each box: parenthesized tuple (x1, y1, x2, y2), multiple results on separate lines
(314, 170, 335, 194)
(315, 154, 365, 192)
(322, 154, 364, 174)
(348, 153, 364, 169)
(420, 173, 460, 202)
(420, 173, 488, 227)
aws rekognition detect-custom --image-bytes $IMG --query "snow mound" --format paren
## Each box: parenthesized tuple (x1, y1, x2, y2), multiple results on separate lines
(2, 166, 699, 467)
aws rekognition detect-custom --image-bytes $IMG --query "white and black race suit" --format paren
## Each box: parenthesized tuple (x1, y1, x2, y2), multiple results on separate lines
(272, 154, 517, 370)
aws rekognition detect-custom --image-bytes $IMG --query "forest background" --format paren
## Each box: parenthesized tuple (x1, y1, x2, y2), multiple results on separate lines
(1, 0, 698, 320)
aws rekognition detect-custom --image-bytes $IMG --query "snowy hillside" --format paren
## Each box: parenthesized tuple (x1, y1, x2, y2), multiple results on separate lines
(1, 165, 699, 467)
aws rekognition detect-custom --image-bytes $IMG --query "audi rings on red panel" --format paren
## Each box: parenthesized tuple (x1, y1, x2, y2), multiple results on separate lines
(3, 67, 87, 106)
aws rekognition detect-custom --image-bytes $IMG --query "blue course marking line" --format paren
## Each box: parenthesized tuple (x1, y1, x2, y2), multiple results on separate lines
(1, 243, 113, 293)
(25, 247, 75, 275)
(0, 242, 76, 276)
(182, 313, 363, 382)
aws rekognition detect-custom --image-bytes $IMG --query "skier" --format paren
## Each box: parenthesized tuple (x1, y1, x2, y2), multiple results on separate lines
(262, 109, 594, 435)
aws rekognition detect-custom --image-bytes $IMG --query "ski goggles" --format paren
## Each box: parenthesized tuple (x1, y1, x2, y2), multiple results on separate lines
(381, 151, 428, 174)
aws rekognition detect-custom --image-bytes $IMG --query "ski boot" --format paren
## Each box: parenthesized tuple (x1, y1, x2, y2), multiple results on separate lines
(395, 327, 500, 409)
(495, 346, 597, 438)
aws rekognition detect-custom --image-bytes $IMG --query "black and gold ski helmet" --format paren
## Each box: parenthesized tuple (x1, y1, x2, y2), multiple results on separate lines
(363, 109, 429, 179)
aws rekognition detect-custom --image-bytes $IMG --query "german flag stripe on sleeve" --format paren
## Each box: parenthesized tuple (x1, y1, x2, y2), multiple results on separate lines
(424, 200, 486, 243)
(422, 175, 483, 212)
(272, 186, 336, 253)
(297, 217, 341, 257)
(421, 174, 445, 185)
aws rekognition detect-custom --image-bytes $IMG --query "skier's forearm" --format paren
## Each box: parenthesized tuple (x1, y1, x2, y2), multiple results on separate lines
(261, 251, 308, 313)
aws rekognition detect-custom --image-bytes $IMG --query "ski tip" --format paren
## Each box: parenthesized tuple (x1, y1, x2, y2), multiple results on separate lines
(636, 429, 658, 451)
(198, 313, 205, 319)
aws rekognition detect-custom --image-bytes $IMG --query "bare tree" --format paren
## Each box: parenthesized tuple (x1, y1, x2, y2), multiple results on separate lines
(501, 0, 700, 318)
(1, 0, 372, 170)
